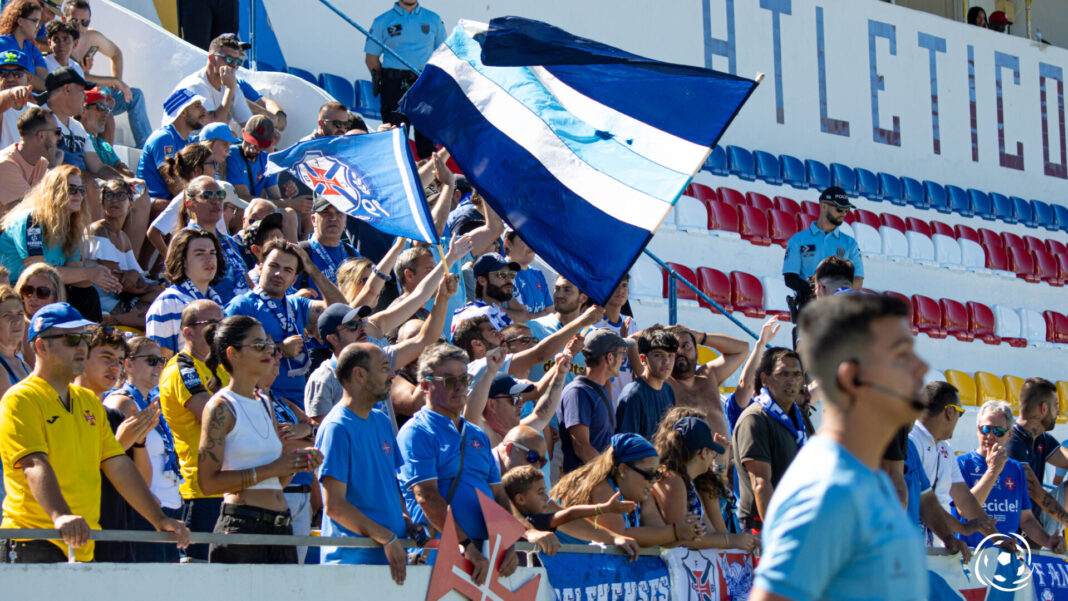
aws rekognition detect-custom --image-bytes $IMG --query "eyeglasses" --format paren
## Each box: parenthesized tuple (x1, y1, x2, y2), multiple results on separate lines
(198, 190, 226, 202)
(212, 53, 245, 68)
(86, 102, 111, 114)
(40, 331, 92, 347)
(946, 404, 965, 415)
(979, 425, 1008, 437)
(625, 463, 662, 482)
(0, 69, 26, 79)
(505, 336, 537, 346)
(491, 270, 516, 280)
(493, 393, 524, 407)
(320, 119, 347, 130)
(20, 16, 40, 25)
(237, 340, 277, 354)
(71, 18, 90, 27)
(19, 285, 54, 299)
(424, 374, 470, 390)
(102, 189, 130, 201)
(131, 354, 164, 367)
(512, 441, 547, 468)
(68, 185, 86, 196)
(190, 319, 219, 327)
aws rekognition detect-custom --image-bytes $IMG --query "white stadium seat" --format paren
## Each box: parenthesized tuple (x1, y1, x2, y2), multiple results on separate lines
(905, 231, 935, 264)
(1018, 308, 1048, 344)
(993, 304, 1023, 339)
(673, 195, 709, 231)
(851, 222, 882, 255)
(760, 276, 792, 315)
(959, 238, 987, 270)
(932, 234, 964, 269)
(879, 226, 909, 259)
(629, 254, 664, 301)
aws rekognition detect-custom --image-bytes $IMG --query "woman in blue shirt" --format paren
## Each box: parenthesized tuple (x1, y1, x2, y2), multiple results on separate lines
(0, 0, 48, 90)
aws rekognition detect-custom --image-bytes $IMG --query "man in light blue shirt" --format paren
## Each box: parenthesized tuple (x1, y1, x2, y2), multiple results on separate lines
(782, 187, 863, 316)
(751, 293, 933, 601)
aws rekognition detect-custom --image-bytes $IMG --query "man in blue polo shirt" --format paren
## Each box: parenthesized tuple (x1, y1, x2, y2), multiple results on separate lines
(137, 88, 205, 201)
(397, 342, 518, 585)
(363, 0, 446, 159)
(782, 186, 863, 317)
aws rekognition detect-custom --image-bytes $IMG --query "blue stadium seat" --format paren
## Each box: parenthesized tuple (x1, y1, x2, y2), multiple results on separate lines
(318, 73, 355, 109)
(968, 189, 993, 220)
(856, 168, 880, 200)
(805, 159, 830, 190)
(1032, 200, 1057, 231)
(1054, 204, 1068, 233)
(704, 145, 728, 176)
(991, 193, 1015, 223)
(254, 60, 279, 72)
(726, 145, 755, 181)
(947, 185, 972, 217)
(924, 181, 949, 213)
(286, 66, 319, 85)
(780, 154, 806, 189)
(753, 150, 782, 185)
(830, 163, 856, 195)
(878, 172, 904, 205)
(902, 177, 925, 208)
(1012, 196, 1035, 227)
(354, 80, 381, 120)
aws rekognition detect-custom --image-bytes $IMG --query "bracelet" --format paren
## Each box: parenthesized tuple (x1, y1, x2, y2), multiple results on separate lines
(595, 505, 604, 516)
(131, 442, 146, 448)
(385, 534, 397, 547)
(701, 332, 707, 346)
(371, 266, 388, 281)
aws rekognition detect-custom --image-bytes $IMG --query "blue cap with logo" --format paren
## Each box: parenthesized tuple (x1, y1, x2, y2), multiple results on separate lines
(0, 50, 30, 72)
(27, 303, 95, 342)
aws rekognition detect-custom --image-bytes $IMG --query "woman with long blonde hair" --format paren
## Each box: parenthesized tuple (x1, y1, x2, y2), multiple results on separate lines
(13, 262, 65, 368)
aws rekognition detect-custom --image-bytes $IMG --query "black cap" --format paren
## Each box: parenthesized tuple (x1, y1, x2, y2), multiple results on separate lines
(674, 417, 725, 454)
(488, 373, 535, 398)
(317, 303, 372, 339)
(35, 67, 94, 104)
(472, 253, 520, 277)
(242, 212, 285, 248)
(214, 33, 252, 50)
(819, 186, 854, 210)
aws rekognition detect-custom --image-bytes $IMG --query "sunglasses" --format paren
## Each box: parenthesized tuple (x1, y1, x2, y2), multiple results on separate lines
(505, 336, 537, 346)
(625, 462, 662, 482)
(212, 53, 245, 68)
(491, 270, 516, 280)
(979, 425, 1008, 437)
(40, 331, 92, 347)
(493, 393, 524, 407)
(68, 184, 86, 196)
(131, 354, 164, 367)
(512, 441, 548, 468)
(71, 17, 90, 27)
(238, 340, 277, 354)
(320, 119, 347, 130)
(340, 320, 364, 332)
(198, 190, 226, 202)
(424, 374, 470, 390)
(190, 319, 219, 327)
(0, 69, 26, 79)
(86, 102, 111, 114)
(19, 285, 54, 299)
(946, 404, 965, 415)
(102, 189, 130, 201)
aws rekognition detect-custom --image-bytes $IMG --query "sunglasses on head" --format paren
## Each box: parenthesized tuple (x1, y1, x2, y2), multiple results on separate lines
(512, 441, 547, 468)
(19, 285, 53, 300)
(980, 425, 1008, 437)
(625, 462, 662, 482)
(68, 184, 86, 196)
(213, 53, 245, 67)
(424, 374, 469, 390)
(131, 354, 164, 367)
(40, 331, 92, 347)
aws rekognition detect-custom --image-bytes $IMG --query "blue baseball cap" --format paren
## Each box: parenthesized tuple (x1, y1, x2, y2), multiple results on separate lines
(27, 303, 95, 342)
(161, 87, 206, 126)
(0, 50, 30, 72)
(472, 253, 520, 277)
(198, 122, 241, 144)
(488, 373, 534, 398)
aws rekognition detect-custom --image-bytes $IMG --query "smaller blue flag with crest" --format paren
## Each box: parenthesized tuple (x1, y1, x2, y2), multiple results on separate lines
(266, 128, 437, 243)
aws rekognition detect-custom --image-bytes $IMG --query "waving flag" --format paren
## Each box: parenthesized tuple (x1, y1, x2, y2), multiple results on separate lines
(399, 16, 757, 304)
(266, 128, 436, 243)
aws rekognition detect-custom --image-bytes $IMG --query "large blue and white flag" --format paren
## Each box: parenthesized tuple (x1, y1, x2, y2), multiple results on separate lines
(399, 16, 757, 304)
(266, 128, 437, 243)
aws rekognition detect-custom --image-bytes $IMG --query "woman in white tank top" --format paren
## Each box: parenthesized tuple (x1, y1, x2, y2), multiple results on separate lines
(196, 316, 322, 564)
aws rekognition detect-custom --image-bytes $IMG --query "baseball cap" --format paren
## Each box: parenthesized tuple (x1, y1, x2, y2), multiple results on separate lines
(819, 186, 855, 210)
(214, 33, 252, 50)
(472, 253, 520, 277)
(444, 203, 484, 238)
(199, 122, 241, 144)
(488, 373, 535, 398)
(242, 115, 275, 149)
(317, 303, 372, 339)
(989, 11, 1012, 24)
(27, 303, 95, 342)
(0, 50, 30, 72)
(219, 181, 246, 209)
(40, 0, 62, 15)
(673, 417, 725, 454)
(313, 195, 340, 213)
(161, 87, 206, 126)
(241, 211, 285, 248)
(35, 67, 94, 104)
(83, 87, 106, 105)
(582, 327, 636, 360)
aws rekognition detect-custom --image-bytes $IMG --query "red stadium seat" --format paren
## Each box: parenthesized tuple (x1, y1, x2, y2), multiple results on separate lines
(854, 209, 881, 229)
(1034, 249, 1063, 286)
(737, 205, 772, 246)
(931, 221, 956, 238)
(843, 211, 856, 225)
(880, 213, 907, 234)
(883, 291, 916, 333)
(986, 245, 1009, 271)
(687, 182, 717, 202)
(729, 271, 766, 317)
(797, 213, 817, 231)
(717, 186, 746, 207)
(1043, 311, 1068, 343)
(707, 200, 741, 233)
(801, 201, 820, 217)
(696, 267, 733, 313)
(1001, 232, 1026, 254)
(939, 298, 973, 341)
(967, 302, 1001, 345)
(1048, 239, 1067, 256)
(911, 295, 946, 338)
(1007, 248, 1039, 282)
(979, 228, 1006, 251)
(768, 209, 799, 247)
(1057, 251, 1068, 282)
(746, 192, 774, 212)
(955, 224, 980, 244)
(662, 263, 698, 300)
(1024, 235, 1048, 255)
(905, 218, 932, 237)
(774, 196, 801, 215)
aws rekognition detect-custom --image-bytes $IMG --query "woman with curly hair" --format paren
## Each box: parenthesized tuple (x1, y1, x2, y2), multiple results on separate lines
(0, 0, 49, 90)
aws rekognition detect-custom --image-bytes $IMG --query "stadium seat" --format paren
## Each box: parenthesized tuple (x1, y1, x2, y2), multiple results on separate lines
(1033, 248, 1063, 286)
(911, 295, 946, 338)
(760, 276, 792, 320)
(947, 185, 971, 217)
(880, 226, 909, 259)
(1023, 235, 1048, 255)
(939, 298, 972, 341)
(353, 80, 381, 119)
(853, 209, 881, 230)
(985, 245, 1009, 272)
(629, 255, 663, 300)
(1057, 252, 1068, 283)
(768, 209, 799, 247)
(968, 189, 994, 220)
(704, 145, 728, 176)
(1058, 382, 1068, 415)
(966, 301, 1001, 345)
(906, 229, 935, 263)
(707, 200, 741, 235)
(991, 193, 1015, 223)
(992, 305, 1028, 347)
(726, 146, 755, 180)
(1012, 196, 1035, 227)
(1001, 232, 1026, 254)
(883, 291, 915, 324)
(688, 182, 717, 202)
(746, 192, 774, 212)
(662, 263, 698, 301)
(933, 234, 963, 267)
(696, 267, 733, 313)
(905, 218, 932, 237)
(850, 220, 882, 255)
(1048, 240, 1067, 256)
(673, 196, 710, 231)
(1055, 204, 1068, 233)
(954, 224, 980, 244)
(901, 177, 925, 208)
(286, 66, 319, 85)
(945, 370, 978, 406)
(1004, 375, 1024, 413)
(855, 168, 879, 200)
(925, 181, 950, 213)
(837, 222, 855, 239)
(959, 234, 987, 270)
(1007, 247, 1038, 282)
(780, 154, 807, 189)
(805, 159, 830, 190)
(930, 221, 955, 238)
(880, 213, 907, 233)
(717, 186, 746, 207)
(1044, 311, 1068, 343)
(1019, 308, 1048, 344)
(975, 372, 1007, 404)
(1032, 200, 1057, 231)
(801, 201, 820, 217)
(830, 163, 857, 195)
(753, 150, 782, 185)
(796, 213, 817, 231)
(729, 271, 766, 317)
(878, 173, 904, 205)
(737, 205, 772, 246)
(774, 196, 800, 215)
(253, 60, 278, 72)
(318, 73, 355, 109)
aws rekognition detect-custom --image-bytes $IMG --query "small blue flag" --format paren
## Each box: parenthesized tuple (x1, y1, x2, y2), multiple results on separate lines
(266, 128, 437, 243)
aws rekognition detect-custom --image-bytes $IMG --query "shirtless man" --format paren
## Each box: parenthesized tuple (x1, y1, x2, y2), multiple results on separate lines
(665, 326, 748, 435)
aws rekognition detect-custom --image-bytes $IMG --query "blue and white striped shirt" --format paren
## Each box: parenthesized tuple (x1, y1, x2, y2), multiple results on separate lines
(146, 283, 221, 354)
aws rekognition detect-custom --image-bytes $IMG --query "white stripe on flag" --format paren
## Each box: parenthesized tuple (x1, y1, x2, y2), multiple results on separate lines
(429, 46, 671, 231)
(529, 66, 709, 171)
(391, 128, 434, 243)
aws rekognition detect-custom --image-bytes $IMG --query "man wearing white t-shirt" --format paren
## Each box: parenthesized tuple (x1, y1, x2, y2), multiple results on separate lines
(171, 34, 251, 127)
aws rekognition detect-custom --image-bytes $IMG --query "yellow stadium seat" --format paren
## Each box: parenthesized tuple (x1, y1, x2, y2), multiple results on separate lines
(1057, 381, 1068, 424)
(945, 370, 977, 406)
(974, 372, 1007, 405)
(1004, 375, 1024, 415)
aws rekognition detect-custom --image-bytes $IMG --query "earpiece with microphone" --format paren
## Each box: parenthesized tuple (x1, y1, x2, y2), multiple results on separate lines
(852, 375, 928, 411)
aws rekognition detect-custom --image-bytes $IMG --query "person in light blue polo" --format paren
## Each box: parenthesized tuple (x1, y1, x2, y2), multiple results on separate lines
(363, 1, 446, 158)
(782, 186, 863, 317)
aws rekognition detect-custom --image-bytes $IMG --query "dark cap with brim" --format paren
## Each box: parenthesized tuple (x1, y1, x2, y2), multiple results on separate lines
(819, 186, 854, 209)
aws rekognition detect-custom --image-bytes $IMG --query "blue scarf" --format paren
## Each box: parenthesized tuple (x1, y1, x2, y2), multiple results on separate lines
(107, 383, 182, 480)
(755, 387, 807, 448)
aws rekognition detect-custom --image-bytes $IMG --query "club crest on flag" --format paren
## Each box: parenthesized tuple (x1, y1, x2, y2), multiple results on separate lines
(293, 153, 392, 220)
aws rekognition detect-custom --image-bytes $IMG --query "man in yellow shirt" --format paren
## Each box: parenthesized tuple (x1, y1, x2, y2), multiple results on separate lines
(0, 303, 189, 562)
(158, 299, 227, 561)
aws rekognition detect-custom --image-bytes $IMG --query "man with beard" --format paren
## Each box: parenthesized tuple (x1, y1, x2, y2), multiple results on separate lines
(225, 114, 281, 202)
(451, 253, 521, 334)
(1005, 377, 1068, 529)
(782, 186, 863, 317)
(660, 323, 749, 436)
(526, 276, 595, 383)
(138, 88, 205, 202)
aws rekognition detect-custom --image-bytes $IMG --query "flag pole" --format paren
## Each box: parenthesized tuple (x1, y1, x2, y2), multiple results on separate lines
(316, 0, 424, 75)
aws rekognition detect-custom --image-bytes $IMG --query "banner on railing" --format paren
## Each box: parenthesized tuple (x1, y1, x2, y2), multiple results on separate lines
(662, 547, 756, 601)
(540, 552, 671, 601)
(927, 546, 1035, 600)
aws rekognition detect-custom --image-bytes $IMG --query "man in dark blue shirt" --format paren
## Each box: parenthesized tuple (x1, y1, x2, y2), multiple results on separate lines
(616, 327, 677, 440)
